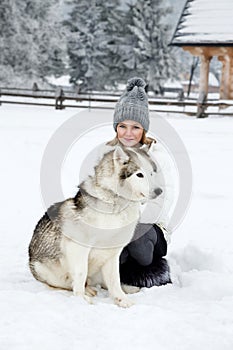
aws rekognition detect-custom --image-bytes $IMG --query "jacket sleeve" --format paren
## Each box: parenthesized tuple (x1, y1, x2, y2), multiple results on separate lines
(139, 141, 179, 236)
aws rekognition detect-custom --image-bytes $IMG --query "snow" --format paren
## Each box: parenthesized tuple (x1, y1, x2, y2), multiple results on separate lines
(0, 104, 233, 350)
(164, 79, 183, 88)
(208, 72, 219, 87)
(46, 75, 72, 87)
(172, 0, 233, 44)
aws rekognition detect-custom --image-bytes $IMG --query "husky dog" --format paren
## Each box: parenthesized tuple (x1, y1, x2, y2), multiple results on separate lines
(29, 146, 162, 308)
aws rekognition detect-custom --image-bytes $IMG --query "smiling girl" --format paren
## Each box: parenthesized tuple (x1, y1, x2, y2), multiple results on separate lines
(106, 77, 178, 288)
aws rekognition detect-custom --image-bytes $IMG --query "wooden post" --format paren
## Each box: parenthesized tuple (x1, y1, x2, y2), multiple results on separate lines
(197, 54, 211, 118)
(219, 55, 230, 100)
(229, 56, 233, 99)
(198, 54, 211, 102)
(187, 57, 199, 97)
(32, 82, 39, 92)
(55, 88, 65, 109)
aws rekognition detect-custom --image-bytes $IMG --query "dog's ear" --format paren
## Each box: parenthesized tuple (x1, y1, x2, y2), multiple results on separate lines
(113, 146, 129, 164)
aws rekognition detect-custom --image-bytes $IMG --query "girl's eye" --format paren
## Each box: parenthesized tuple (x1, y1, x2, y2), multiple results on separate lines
(133, 126, 140, 129)
(119, 125, 126, 128)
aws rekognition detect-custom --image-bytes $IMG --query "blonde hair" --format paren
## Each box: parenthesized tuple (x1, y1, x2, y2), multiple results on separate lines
(107, 129, 156, 146)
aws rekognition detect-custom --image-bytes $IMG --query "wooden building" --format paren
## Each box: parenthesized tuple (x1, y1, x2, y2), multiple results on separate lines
(171, 0, 233, 102)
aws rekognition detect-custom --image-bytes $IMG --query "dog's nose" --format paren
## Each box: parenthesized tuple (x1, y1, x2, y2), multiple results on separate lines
(154, 188, 163, 196)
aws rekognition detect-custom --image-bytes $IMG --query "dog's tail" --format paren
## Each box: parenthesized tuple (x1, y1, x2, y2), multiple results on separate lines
(120, 257, 171, 288)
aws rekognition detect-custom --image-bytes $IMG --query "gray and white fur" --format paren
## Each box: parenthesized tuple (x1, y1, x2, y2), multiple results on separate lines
(29, 146, 162, 308)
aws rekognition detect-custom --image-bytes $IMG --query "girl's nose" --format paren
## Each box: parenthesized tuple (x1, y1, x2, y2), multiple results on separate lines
(125, 127, 133, 136)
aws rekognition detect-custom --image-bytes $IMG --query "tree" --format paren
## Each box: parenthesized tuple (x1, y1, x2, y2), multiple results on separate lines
(101, 1, 140, 88)
(0, 0, 67, 86)
(94, 0, 124, 88)
(64, 0, 179, 92)
(64, 0, 109, 90)
(126, 0, 178, 93)
(0, 0, 22, 84)
(18, 0, 67, 80)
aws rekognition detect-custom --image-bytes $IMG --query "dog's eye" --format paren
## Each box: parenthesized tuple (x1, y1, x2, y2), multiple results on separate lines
(123, 161, 128, 165)
(136, 173, 144, 178)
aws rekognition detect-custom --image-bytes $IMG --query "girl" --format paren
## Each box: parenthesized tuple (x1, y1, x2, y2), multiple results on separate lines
(107, 77, 178, 288)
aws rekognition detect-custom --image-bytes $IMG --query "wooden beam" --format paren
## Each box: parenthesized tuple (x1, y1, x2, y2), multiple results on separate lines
(229, 56, 233, 99)
(198, 54, 211, 102)
(219, 55, 230, 99)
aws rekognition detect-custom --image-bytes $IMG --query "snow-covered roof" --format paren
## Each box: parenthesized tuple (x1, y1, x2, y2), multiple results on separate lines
(171, 0, 233, 46)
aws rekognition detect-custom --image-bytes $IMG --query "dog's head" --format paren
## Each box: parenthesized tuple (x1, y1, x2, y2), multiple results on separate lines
(95, 146, 162, 202)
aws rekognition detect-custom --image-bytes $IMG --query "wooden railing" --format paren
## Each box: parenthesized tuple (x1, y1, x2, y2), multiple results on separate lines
(1, 86, 233, 117)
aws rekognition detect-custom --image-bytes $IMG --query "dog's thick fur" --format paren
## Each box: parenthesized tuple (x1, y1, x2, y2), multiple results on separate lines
(29, 146, 162, 307)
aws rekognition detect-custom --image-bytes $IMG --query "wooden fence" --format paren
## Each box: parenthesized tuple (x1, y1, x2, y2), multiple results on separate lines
(1, 86, 233, 117)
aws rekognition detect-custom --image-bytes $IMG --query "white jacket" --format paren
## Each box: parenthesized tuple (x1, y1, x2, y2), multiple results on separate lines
(140, 141, 179, 241)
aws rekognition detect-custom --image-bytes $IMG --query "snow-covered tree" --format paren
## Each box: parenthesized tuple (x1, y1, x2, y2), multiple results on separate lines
(0, 0, 16, 63)
(0, 0, 67, 86)
(18, 0, 67, 80)
(0, 1, 21, 84)
(64, 0, 109, 90)
(114, 2, 142, 78)
(96, 0, 131, 88)
(127, 0, 178, 93)
(64, 0, 179, 91)
(98, 0, 179, 91)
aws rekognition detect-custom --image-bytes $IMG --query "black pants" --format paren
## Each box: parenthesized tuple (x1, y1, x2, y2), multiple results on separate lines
(120, 223, 167, 265)
(120, 224, 171, 288)
(152, 224, 167, 258)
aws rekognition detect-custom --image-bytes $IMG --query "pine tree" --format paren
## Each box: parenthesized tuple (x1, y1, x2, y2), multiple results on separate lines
(96, 0, 178, 91)
(64, 0, 109, 91)
(0, 0, 21, 84)
(117, 2, 143, 78)
(18, 0, 67, 81)
(127, 0, 177, 93)
(0, 0, 66, 86)
(96, 0, 129, 88)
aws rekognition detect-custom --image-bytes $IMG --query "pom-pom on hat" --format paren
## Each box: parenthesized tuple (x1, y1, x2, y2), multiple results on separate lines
(113, 77, 149, 132)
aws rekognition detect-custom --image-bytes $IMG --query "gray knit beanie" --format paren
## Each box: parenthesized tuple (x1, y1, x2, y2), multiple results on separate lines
(113, 77, 149, 132)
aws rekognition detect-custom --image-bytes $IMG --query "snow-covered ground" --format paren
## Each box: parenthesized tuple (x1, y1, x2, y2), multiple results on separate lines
(0, 105, 232, 350)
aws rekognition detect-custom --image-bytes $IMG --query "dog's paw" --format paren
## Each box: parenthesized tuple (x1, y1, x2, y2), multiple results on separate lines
(114, 297, 134, 308)
(83, 294, 93, 304)
(85, 285, 97, 297)
(121, 284, 140, 294)
(73, 290, 93, 304)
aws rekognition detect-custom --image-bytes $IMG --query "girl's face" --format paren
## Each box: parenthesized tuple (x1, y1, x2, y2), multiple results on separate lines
(116, 120, 144, 147)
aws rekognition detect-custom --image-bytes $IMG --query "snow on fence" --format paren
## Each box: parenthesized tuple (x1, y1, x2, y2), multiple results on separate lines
(1, 86, 233, 117)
